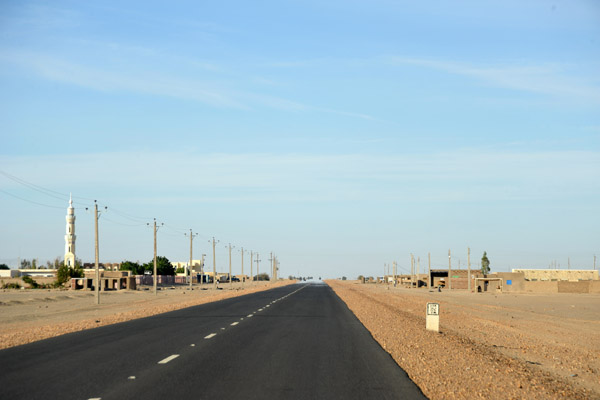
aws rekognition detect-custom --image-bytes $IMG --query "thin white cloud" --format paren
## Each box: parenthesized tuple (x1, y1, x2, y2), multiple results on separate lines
(0, 50, 378, 120)
(389, 56, 600, 103)
(0, 51, 247, 109)
(3, 149, 598, 204)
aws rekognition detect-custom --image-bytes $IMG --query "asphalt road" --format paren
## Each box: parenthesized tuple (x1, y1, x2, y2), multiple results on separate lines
(0, 283, 426, 399)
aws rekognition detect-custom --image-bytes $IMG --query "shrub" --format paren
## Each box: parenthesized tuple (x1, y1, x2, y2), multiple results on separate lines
(255, 273, 270, 281)
(22, 275, 39, 288)
(2, 282, 21, 289)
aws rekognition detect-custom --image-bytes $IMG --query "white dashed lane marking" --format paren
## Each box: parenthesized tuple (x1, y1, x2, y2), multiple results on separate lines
(204, 333, 217, 339)
(231, 322, 239, 326)
(158, 354, 179, 364)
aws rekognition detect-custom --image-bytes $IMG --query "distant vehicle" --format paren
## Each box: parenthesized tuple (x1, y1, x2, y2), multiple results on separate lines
(231, 276, 240, 282)
(143, 270, 152, 275)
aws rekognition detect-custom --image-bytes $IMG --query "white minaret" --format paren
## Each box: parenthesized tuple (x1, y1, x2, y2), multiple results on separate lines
(64, 194, 76, 267)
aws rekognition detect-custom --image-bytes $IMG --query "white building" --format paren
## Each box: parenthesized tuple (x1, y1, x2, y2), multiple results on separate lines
(171, 260, 204, 275)
(64, 194, 76, 267)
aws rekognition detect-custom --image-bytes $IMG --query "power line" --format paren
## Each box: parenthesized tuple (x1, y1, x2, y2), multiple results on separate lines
(109, 208, 152, 223)
(0, 169, 94, 207)
(102, 216, 147, 227)
(0, 170, 68, 201)
(0, 189, 64, 209)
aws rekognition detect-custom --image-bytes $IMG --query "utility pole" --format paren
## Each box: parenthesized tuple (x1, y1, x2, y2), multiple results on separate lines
(417, 256, 420, 288)
(410, 254, 414, 288)
(94, 202, 100, 304)
(269, 252, 273, 281)
(568, 257, 571, 270)
(467, 247, 471, 292)
(594, 255, 597, 270)
(86, 201, 106, 305)
(146, 218, 163, 296)
(240, 247, 245, 288)
(226, 243, 234, 289)
(428, 252, 431, 290)
(185, 229, 198, 290)
(209, 237, 219, 289)
(448, 249, 452, 290)
(250, 250, 253, 282)
(256, 253, 261, 282)
(200, 253, 206, 287)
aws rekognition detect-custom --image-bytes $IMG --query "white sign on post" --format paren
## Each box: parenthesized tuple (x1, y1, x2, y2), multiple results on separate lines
(426, 302, 440, 332)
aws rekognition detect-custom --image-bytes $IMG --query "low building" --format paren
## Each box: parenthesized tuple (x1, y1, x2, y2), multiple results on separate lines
(18, 269, 57, 278)
(0, 269, 21, 278)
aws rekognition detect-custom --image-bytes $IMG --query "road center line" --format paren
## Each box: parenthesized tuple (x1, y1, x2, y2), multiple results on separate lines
(231, 322, 239, 326)
(204, 333, 217, 339)
(158, 354, 179, 364)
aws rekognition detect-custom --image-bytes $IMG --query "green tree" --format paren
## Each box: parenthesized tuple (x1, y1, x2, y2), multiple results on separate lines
(0, 264, 9, 270)
(120, 261, 144, 275)
(142, 256, 175, 276)
(481, 251, 490, 275)
(20, 259, 32, 269)
(56, 263, 84, 285)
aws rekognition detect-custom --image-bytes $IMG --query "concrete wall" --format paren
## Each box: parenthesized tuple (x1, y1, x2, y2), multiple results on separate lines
(512, 269, 598, 281)
(1, 277, 56, 288)
(523, 280, 598, 294)
(558, 281, 590, 294)
(523, 281, 558, 293)
(494, 272, 525, 292)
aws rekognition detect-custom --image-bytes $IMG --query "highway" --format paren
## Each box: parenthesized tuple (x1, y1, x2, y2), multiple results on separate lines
(0, 283, 426, 399)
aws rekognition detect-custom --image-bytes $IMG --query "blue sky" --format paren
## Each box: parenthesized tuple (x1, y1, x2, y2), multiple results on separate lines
(1, 0, 599, 278)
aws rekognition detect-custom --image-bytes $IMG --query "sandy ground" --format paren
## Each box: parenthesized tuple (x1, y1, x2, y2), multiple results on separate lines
(327, 280, 600, 400)
(0, 280, 294, 350)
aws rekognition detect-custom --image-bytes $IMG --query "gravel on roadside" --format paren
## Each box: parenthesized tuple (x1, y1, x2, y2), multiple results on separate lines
(327, 280, 598, 400)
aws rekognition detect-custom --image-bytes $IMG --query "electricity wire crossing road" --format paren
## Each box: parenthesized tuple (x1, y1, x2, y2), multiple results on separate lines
(0, 283, 425, 400)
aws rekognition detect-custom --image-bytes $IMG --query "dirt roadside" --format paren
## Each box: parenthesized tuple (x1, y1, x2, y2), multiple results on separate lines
(0, 280, 294, 350)
(327, 280, 600, 400)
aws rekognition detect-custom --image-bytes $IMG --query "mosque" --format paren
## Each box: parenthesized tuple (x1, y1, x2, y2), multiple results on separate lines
(64, 195, 76, 267)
